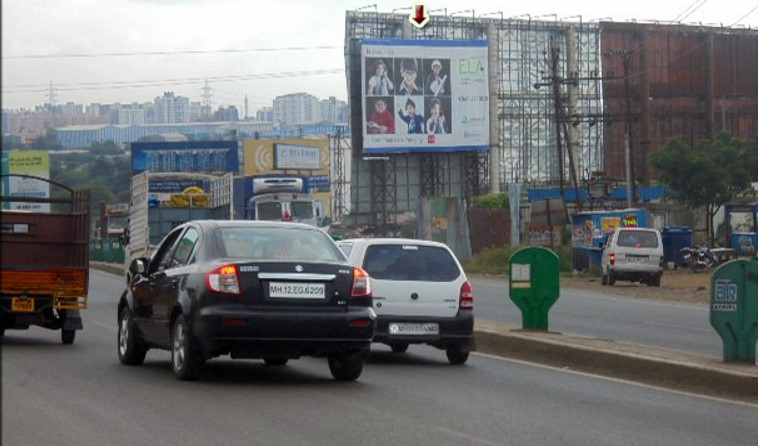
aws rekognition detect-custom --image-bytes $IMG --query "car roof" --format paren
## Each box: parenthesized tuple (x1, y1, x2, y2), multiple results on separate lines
(183, 220, 321, 231)
(339, 238, 452, 248)
(614, 227, 659, 232)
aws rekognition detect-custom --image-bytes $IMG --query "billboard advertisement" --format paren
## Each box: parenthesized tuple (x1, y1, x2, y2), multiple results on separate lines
(361, 38, 490, 154)
(243, 138, 328, 176)
(1, 151, 51, 212)
(131, 141, 239, 175)
(242, 138, 330, 217)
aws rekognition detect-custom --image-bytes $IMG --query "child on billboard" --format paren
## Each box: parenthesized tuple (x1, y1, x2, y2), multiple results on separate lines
(397, 98, 425, 134)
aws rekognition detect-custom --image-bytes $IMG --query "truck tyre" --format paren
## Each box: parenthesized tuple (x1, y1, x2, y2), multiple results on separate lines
(118, 309, 147, 365)
(172, 315, 201, 380)
(328, 354, 363, 381)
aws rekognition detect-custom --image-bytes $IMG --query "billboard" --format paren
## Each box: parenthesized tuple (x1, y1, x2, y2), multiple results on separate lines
(243, 138, 328, 176)
(130, 141, 239, 175)
(1, 151, 51, 212)
(361, 38, 490, 154)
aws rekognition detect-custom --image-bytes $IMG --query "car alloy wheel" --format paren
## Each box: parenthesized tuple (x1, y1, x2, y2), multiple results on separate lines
(118, 309, 146, 365)
(172, 315, 199, 380)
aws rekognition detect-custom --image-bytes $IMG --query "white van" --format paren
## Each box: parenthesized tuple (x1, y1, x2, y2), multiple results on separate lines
(601, 227, 664, 287)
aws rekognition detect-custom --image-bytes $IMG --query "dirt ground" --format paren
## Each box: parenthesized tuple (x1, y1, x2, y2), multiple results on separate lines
(559, 266, 712, 304)
(473, 266, 714, 305)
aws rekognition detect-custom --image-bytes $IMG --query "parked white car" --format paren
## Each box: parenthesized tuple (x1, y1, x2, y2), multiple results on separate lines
(601, 227, 664, 287)
(337, 238, 475, 364)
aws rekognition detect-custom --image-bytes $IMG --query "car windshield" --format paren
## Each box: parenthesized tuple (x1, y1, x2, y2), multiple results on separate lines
(291, 201, 314, 219)
(256, 202, 283, 221)
(362, 244, 460, 281)
(617, 230, 659, 248)
(218, 226, 346, 261)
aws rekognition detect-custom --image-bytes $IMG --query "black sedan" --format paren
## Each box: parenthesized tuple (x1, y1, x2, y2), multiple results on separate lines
(117, 220, 375, 381)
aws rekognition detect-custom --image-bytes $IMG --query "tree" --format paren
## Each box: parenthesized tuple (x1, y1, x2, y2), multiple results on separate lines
(648, 133, 752, 244)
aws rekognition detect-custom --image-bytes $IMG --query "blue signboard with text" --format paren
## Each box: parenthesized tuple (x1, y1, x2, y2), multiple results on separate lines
(130, 141, 239, 175)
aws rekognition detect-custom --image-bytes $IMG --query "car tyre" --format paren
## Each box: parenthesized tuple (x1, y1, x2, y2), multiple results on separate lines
(601, 274, 608, 286)
(389, 342, 409, 353)
(118, 309, 147, 365)
(263, 357, 289, 366)
(607, 271, 616, 286)
(172, 315, 201, 380)
(328, 354, 363, 381)
(61, 329, 76, 345)
(652, 274, 662, 288)
(446, 346, 469, 365)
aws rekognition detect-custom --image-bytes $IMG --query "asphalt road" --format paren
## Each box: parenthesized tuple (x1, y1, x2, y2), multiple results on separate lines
(471, 277, 721, 357)
(2, 269, 757, 446)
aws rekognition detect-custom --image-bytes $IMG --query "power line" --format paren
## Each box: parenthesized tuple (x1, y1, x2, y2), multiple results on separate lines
(731, 5, 758, 26)
(2, 45, 341, 60)
(1, 69, 344, 94)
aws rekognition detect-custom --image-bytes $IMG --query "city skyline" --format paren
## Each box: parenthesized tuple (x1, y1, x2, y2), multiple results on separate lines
(3, 0, 756, 111)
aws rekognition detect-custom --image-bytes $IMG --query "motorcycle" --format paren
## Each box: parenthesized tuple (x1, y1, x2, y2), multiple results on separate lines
(680, 245, 719, 273)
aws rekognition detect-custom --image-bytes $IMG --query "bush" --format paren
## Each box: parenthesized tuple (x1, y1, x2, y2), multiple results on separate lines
(463, 244, 574, 275)
(471, 193, 509, 210)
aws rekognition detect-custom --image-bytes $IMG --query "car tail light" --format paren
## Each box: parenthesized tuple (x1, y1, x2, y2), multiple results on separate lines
(610, 253, 616, 265)
(205, 264, 240, 294)
(351, 267, 371, 298)
(460, 280, 474, 310)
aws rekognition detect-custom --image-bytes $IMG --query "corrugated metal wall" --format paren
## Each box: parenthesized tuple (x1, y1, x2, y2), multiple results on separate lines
(601, 23, 758, 184)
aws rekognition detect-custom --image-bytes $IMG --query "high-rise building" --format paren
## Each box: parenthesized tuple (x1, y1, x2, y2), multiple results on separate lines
(214, 106, 239, 122)
(154, 92, 190, 124)
(117, 107, 146, 125)
(256, 107, 273, 122)
(272, 93, 320, 125)
(319, 96, 348, 123)
(2, 109, 11, 135)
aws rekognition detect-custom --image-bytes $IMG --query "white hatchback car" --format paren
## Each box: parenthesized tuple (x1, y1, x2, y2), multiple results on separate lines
(337, 238, 475, 364)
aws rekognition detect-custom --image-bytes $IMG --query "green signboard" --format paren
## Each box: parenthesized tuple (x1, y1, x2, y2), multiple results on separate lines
(509, 246, 560, 330)
(710, 260, 758, 363)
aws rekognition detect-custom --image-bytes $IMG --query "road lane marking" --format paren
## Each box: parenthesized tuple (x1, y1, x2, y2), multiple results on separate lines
(473, 352, 758, 408)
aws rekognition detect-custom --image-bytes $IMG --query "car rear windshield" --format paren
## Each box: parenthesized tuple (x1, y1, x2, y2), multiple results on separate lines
(218, 226, 346, 262)
(362, 244, 461, 282)
(617, 230, 659, 248)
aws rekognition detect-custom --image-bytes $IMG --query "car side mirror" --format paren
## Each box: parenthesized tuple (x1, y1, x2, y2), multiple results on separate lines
(129, 258, 148, 277)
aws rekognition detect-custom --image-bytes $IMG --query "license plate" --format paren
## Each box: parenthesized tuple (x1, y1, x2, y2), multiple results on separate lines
(11, 297, 34, 312)
(388, 322, 439, 335)
(269, 282, 325, 299)
(627, 256, 648, 263)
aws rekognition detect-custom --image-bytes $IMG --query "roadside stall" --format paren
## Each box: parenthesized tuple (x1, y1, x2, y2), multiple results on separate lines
(570, 209, 648, 274)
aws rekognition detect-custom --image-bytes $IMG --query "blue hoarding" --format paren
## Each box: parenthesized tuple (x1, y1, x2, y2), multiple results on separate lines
(131, 141, 239, 174)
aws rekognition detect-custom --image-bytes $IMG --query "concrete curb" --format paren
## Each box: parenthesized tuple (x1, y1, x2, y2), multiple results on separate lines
(89, 262, 757, 402)
(476, 320, 758, 403)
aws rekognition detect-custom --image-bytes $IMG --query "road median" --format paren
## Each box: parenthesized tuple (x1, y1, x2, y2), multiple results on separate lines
(476, 320, 758, 403)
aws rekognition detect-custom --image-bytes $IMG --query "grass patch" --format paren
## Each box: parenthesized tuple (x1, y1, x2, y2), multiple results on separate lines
(464, 244, 575, 275)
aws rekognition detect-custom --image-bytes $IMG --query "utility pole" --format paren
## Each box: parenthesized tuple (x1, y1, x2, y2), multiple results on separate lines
(550, 43, 566, 197)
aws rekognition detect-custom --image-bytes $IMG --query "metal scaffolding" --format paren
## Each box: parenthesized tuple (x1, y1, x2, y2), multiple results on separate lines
(345, 9, 605, 225)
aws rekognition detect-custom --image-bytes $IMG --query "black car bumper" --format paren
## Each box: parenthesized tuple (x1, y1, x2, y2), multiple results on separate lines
(373, 311, 475, 351)
(192, 306, 376, 359)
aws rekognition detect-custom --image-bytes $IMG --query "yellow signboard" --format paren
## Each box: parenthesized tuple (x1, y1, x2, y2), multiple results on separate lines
(243, 138, 329, 176)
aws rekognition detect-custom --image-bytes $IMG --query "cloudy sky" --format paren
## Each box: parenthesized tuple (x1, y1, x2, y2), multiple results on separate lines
(2, 0, 756, 113)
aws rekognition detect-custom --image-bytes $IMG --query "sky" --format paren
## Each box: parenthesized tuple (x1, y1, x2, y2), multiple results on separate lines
(2, 0, 757, 113)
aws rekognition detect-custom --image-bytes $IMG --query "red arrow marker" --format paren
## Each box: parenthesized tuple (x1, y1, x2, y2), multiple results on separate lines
(409, 3, 430, 28)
